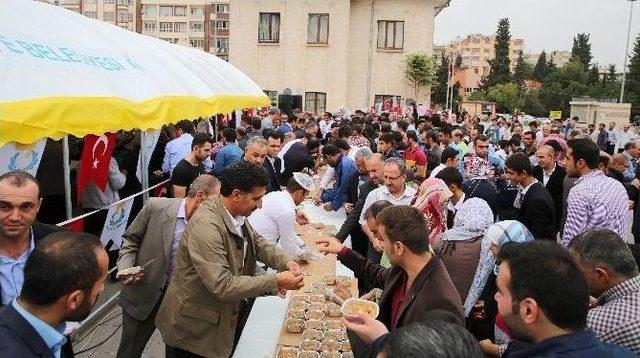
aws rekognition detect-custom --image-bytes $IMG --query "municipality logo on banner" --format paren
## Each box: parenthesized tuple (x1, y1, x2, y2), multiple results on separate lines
(100, 198, 134, 251)
(0, 139, 47, 176)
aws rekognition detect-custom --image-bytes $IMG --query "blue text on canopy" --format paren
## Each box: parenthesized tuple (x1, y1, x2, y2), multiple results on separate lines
(0, 35, 142, 72)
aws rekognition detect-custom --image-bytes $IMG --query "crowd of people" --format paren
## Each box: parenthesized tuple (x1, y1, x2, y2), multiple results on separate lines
(1, 106, 640, 357)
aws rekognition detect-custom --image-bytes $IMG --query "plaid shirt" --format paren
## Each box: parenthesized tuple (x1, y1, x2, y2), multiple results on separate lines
(561, 170, 629, 246)
(587, 275, 640, 354)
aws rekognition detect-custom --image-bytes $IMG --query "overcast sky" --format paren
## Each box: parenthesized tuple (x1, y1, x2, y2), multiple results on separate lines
(434, 0, 640, 69)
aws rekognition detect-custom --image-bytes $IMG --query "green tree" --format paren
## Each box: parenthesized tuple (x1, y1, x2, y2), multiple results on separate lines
(404, 52, 437, 102)
(625, 35, 640, 117)
(480, 18, 512, 89)
(485, 83, 522, 113)
(513, 51, 533, 89)
(455, 54, 463, 68)
(522, 89, 545, 116)
(587, 64, 600, 85)
(432, 56, 450, 105)
(570, 33, 593, 69)
(532, 51, 548, 82)
(606, 64, 617, 85)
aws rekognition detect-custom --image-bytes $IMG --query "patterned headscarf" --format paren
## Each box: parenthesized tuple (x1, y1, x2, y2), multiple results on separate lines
(412, 178, 453, 245)
(463, 220, 534, 316)
(441, 198, 493, 243)
(464, 155, 495, 180)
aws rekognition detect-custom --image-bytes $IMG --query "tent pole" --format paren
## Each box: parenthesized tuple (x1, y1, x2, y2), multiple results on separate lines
(141, 130, 149, 202)
(62, 135, 72, 220)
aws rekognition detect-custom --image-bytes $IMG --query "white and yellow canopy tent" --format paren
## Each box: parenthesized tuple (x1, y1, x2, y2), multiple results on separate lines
(0, 0, 269, 218)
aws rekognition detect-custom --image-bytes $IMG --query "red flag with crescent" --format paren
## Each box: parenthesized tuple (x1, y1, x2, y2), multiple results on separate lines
(77, 133, 116, 201)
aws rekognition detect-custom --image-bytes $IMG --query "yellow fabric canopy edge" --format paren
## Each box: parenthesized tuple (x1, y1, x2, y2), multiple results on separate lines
(0, 94, 270, 146)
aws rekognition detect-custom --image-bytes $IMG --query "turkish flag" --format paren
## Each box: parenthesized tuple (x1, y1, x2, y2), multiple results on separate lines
(77, 133, 116, 201)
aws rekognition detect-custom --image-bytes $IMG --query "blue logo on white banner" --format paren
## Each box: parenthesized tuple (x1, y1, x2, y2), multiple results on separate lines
(100, 198, 134, 250)
(0, 139, 46, 176)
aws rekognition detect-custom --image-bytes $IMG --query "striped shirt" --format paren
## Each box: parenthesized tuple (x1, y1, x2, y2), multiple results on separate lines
(588, 275, 640, 354)
(562, 170, 629, 246)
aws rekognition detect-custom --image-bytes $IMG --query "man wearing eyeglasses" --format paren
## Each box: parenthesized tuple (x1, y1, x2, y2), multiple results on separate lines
(358, 158, 417, 263)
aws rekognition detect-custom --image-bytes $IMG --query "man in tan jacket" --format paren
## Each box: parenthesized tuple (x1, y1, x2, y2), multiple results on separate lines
(115, 174, 220, 358)
(155, 161, 304, 358)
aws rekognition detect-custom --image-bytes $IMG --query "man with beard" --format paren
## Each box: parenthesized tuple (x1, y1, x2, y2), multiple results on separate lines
(0, 232, 108, 357)
(494, 241, 633, 357)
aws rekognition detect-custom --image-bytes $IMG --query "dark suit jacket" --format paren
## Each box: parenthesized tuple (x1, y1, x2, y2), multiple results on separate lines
(335, 181, 378, 242)
(263, 157, 282, 194)
(532, 165, 566, 231)
(518, 182, 557, 241)
(0, 303, 70, 358)
(345, 171, 361, 206)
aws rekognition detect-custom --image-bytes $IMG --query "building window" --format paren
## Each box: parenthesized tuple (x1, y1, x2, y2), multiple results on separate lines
(159, 6, 172, 17)
(190, 39, 205, 48)
(84, 11, 97, 18)
(117, 0, 132, 5)
(377, 20, 404, 50)
(143, 21, 157, 31)
(159, 22, 173, 32)
(258, 13, 280, 44)
(305, 92, 326, 114)
(103, 11, 114, 21)
(307, 13, 329, 44)
(190, 7, 204, 17)
(174, 6, 186, 17)
(264, 90, 278, 106)
(190, 21, 204, 32)
(214, 4, 229, 13)
(104, 0, 114, 4)
(174, 22, 187, 32)
(142, 5, 157, 17)
(216, 21, 229, 30)
(117, 10, 131, 22)
(474, 68, 479, 74)
(213, 37, 229, 54)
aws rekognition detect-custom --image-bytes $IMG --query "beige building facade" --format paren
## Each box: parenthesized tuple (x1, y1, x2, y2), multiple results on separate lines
(229, 0, 449, 113)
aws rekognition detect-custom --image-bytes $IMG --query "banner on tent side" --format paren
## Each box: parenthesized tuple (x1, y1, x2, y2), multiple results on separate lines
(100, 198, 134, 251)
(136, 129, 160, 183)
(0, 139, 47, 176)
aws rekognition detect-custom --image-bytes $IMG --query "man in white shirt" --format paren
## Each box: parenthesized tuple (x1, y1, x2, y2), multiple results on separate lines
(319, 112, 335, 138)
(618, 125, 637, 153)
(359, 158, 416, 250)
(248, 173, 315, 260)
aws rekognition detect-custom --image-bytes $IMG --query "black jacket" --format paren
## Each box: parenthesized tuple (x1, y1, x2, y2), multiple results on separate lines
(335, 181, 378, 242)
(532, 165, 566, 231)
(517, 182, 557, 241)
(282, 142, 315, 183)
(263, 157, 282, 193)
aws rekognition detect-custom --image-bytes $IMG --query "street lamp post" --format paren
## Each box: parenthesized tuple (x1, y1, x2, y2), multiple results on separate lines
(620, 0, 637, 103)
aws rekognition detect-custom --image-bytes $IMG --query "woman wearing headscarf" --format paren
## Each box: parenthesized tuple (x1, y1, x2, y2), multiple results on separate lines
(412, 178, 453, 245)
(434, 198, 493, 305)
(473, 220, 534, 357)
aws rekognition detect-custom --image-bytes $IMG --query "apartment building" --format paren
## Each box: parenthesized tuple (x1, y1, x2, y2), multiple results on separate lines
(53, 0, 230, 61)
(55, 0, 138, 32)
(524, 50, 571, 68)
(139, 0, 230, 60)
(229, 0, 450, 113)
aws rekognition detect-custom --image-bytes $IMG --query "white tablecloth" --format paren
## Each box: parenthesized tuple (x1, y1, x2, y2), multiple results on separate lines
(233, 201, 352, 358)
